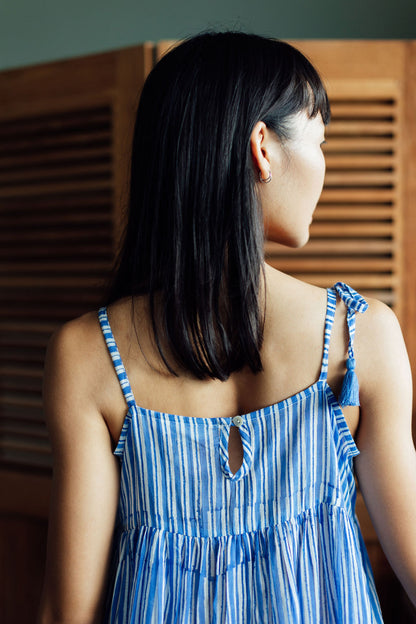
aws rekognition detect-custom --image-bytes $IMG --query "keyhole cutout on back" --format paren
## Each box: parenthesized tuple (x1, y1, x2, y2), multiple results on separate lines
(228, 426, 244, 475)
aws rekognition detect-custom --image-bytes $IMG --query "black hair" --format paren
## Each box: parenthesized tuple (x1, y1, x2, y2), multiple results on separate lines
(107, 31, 330, 381)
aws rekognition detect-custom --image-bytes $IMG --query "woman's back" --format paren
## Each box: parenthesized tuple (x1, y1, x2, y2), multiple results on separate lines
(92, 270, 383, 622)
(97, 269, 359, 450)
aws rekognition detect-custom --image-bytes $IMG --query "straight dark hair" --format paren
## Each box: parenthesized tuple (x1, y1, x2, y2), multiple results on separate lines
(107, 31, 330, 381)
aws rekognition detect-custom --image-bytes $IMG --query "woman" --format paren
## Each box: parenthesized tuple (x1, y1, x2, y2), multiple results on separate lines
(38, 32, 415, 623)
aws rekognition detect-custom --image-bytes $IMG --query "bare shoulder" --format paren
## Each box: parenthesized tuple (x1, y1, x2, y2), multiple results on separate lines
(47, 311, 101, 359)
(354, 296, 411, 401)
(45, 311, 103, 381)
(43, 311, 107, 428)
(357, 295, 402, 336)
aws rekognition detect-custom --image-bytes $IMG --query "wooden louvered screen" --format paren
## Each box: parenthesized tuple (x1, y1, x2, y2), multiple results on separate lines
(0, 108, 113, 470)
(266, 83, 402, 310)
(0, 46, 153, 476)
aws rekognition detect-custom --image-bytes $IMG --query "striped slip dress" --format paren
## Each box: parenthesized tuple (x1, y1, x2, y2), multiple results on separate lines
(98, 281, 384, 623)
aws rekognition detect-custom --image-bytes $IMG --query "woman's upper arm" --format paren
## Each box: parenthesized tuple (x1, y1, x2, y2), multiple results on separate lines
(38, 319, 120, 624)
(354, 298, 416, 605)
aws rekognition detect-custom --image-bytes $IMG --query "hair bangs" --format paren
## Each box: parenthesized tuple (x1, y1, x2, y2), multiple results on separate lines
(295, 54, 331, 125)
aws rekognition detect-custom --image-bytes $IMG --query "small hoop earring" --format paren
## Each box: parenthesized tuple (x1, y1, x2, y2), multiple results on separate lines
(259, 170, 272, 183)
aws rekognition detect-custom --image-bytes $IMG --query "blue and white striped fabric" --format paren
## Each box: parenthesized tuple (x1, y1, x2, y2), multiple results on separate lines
(98, 282, 383, 623)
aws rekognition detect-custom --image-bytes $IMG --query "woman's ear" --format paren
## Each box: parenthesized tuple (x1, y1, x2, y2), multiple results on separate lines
(250, 121, 272, 182)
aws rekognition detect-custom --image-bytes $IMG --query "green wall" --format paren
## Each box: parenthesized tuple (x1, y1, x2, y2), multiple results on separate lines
(0, 0, 415, 71)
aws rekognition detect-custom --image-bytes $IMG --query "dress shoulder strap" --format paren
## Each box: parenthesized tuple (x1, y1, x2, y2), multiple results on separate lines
(319, 287, 337, 382)
(98, 307, 136, 409)
(332, 282, 368, 407)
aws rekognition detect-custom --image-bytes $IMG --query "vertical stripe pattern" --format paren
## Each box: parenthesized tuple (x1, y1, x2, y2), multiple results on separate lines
(98, 282, 383, 623)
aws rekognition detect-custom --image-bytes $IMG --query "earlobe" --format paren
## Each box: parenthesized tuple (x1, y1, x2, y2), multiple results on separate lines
(258, 170, 272, 183)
